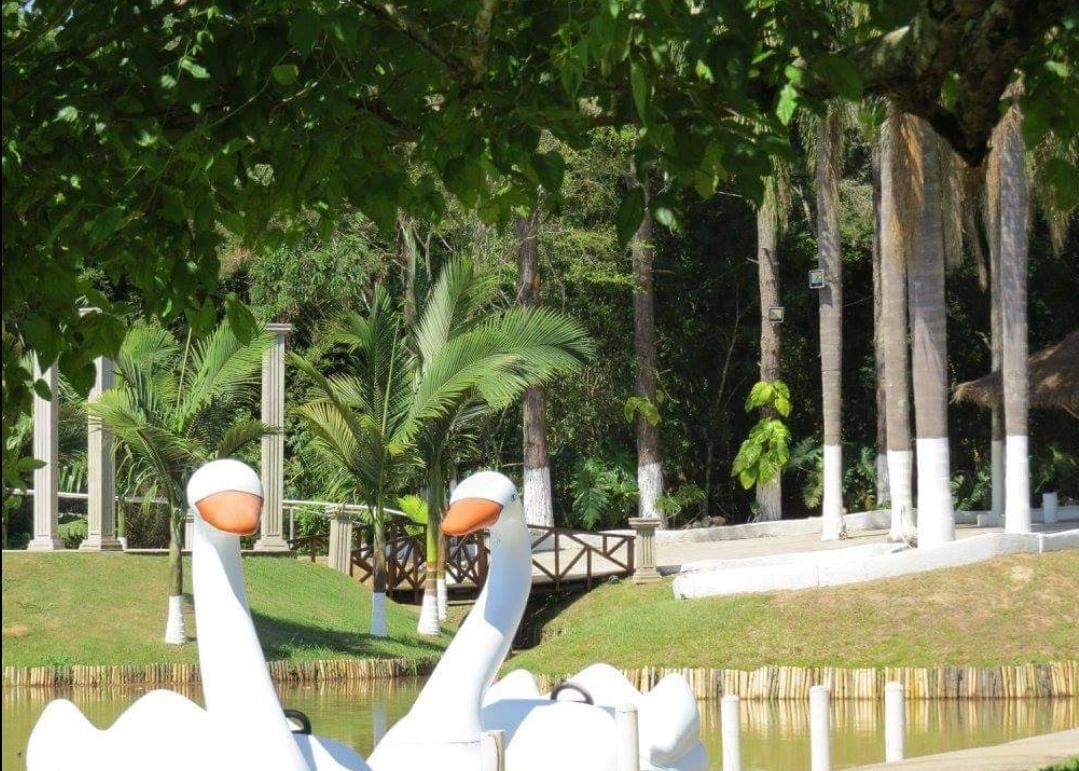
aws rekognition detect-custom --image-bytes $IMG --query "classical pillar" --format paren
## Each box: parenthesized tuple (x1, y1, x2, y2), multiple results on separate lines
(81, 324, 122, 551)
(255, 322, 292, 551)
(327, 506, 353, 574)
(628, 517, 661, 584)
(27, 357, 62, 550)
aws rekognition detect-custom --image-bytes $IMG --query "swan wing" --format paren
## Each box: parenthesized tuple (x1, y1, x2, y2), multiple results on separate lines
(483, 668, 541, 706)
(295, 733, 371, 770)
(636, 674, 701, 766)
(485, 699, 619, 771)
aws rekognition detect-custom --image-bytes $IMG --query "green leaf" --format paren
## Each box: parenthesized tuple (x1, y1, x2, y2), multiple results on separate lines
(533, 150, 566, 193)
(225, 295, 259, 344)
(272, 64, 300, 86)
(616, 186, 645, 245)
(650, 195, 679, 231)
(776, 84, 798, 125)
(180, 59, 210, 80)
(289, 10, 320, 57)
(630, 61, 649, 122)
(56, 105, 79, 123)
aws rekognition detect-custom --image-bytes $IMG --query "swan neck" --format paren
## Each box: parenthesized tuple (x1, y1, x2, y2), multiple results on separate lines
(192, 515, 309, 768)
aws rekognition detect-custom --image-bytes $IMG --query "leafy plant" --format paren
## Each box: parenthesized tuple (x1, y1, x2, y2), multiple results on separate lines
(788, 438, 824, 509)
(569, 449, 638, 530)
(843, 445, 879, 512)
(1033, 444, 1079, 499)
(655, 483, 706, 526)
(731, 380, 793, 490)
(951, 462, 992, 512)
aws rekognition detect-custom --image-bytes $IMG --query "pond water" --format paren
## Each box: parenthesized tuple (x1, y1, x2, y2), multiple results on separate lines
(3, 679, 1077, 770)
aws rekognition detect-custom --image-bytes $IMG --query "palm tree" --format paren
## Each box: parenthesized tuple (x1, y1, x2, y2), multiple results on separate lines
(514, 210, 555, 528)
(880, 108, 916, 541)
(89, 321, 270, 644)
(816, 106, 846, 540)
(908, 118, 956, 546)
(871, 143, 891, 508)
(754, 174, 787, 521)
(994, 97, 1032, 533)
(628, 173, 665, 524)
(294, 270, 591, 637)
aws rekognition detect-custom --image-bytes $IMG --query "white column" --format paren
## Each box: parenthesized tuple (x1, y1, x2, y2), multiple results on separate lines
(184, 510, 195, 549)
(27, 357, 62, 551)
(1043, 492, 1058, 525)
(327, 506, 353, 574)
(810, 685, 832, 771)
(615, 704, 639, 771)
(721, 694, 742, 771)
(884, 681, 905, 762)
(255, 323, 292, 551)
(81, 326, 122, 551)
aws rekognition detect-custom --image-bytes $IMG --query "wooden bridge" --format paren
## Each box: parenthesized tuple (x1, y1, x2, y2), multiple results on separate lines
(289, 517, 635, 600)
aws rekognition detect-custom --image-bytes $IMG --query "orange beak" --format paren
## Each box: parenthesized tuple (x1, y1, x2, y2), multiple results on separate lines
(441, 498, 503, 536)
(196, 491, 262, 535)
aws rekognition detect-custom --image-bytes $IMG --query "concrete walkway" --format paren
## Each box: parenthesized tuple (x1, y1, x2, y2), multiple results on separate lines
(853, 728, 1079, 770)
(655, 522, 1076, 573)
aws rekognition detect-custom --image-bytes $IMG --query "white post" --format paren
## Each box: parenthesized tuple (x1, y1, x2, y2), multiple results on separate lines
(721, 694, 742, 771)
(1043, 492, 1058, 525)
(884, 681, 905, 762)
(184, 510, 195, 550)
(480, 729, 506, 771)
(615, 704, 639, 771)
(255, 323, 292, 551)
(81, 316, 122, 550)
(28, 357, 62, 551)
(810, 685, 832, 771)
(327, 506, 353, 574)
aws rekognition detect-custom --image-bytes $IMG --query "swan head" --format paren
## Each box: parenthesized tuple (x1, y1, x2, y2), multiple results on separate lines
(441, 470, 522, 538)
(187, 459, 263, 536)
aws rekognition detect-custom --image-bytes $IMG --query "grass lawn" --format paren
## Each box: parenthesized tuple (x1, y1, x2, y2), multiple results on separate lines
(1, 553, 451, 668)
(506, 551, 1079, 675)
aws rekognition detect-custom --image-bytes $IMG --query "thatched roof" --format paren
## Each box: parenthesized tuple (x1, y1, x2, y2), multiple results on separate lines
(954, 330, 1079, 418)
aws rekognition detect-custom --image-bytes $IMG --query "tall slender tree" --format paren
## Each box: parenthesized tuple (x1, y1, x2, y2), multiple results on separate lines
(755, 176, 785, 521)
(629, 175, 665, 524)
(816, 107, 846, 540)
(908, 119, 956, 546)
(515, 210, 555, 528)
(996, 99, 1032, 533)
(985, 150, 1006, 525)
(871, 145, 891, 507)
(881, 109, 916, 541)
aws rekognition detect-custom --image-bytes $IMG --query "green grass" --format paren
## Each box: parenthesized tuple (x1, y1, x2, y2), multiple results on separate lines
(506, 551, 1079, 675)
(1, 553, 451, 668)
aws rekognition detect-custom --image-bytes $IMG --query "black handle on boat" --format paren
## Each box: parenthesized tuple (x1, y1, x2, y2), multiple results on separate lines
(284, 708, 312, 734)
(550, 682, 594, 706)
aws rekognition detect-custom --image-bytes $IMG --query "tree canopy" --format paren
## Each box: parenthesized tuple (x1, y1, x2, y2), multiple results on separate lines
(3, 0, 1075, 490)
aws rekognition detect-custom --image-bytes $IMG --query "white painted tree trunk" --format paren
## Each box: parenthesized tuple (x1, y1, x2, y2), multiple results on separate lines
(164, 595, 186, 645)
(915, 437, 955, 546)
(821, 445, 845, 540)
(370, 592, 388, 637)
(523, 465, 554, 528)
(637, 461, 664, 521)
(436, 578, 448, 622)
(417, 590, 440, 636)
(887, 449, 916, 542)
(1005, 436, 1031, 533)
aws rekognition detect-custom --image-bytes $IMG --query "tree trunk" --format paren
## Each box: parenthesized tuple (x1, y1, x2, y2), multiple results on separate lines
(755, 182, 782, 521)
(909, 119, 956, 547)
(370, 513, 388, 637)
(817, 109, 846, 540)
(629, 176, 665, 525)
(872, 147, 891, 508)
(881, 111, 916, 541)
(989, 210, 1005, 524)
(998, 102, 1031, 533)
(164, 509, 186, 644)
(515, 211, 555, 528)
(417, 461, 443, 636)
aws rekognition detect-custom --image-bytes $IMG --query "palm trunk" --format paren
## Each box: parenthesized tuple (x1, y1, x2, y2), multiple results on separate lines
(817, 109, 845, 540)
(998, 102, 1031, 533)
(909, 120, 956, 547)
(164, 509, 186, 644)
(755, 181, 782, 521)
(417, 462, 443, 636)
(630, 175, 665, 524)
(985, 145, 1006, 525)
(872, 147, 891, 508)
(881, 111, 916, 541)
(516, 211, 555, 528)
(370, 512, 388, 637)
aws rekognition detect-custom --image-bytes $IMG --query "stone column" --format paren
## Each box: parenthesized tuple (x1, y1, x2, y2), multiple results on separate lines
(628, 517, 661, 584)
(327, 506, 353, 574)
(81, 326, 122, 551)
(27, 357, 62, 551)
(255, 323, 292, 551)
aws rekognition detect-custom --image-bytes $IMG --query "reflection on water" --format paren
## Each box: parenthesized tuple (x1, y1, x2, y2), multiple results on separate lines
(3, 680, 1077, 770)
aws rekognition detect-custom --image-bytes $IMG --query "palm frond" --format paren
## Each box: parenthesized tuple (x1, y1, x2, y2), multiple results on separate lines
(414, 258, 497, 366)
(177, 322, 268, 427)
(214, 419, 273, 458)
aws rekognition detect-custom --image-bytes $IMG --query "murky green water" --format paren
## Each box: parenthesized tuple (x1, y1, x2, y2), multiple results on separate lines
(3, 680, 1076, 769)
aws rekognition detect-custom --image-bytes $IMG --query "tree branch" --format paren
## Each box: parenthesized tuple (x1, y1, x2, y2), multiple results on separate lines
(354, 1, 475, 86)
